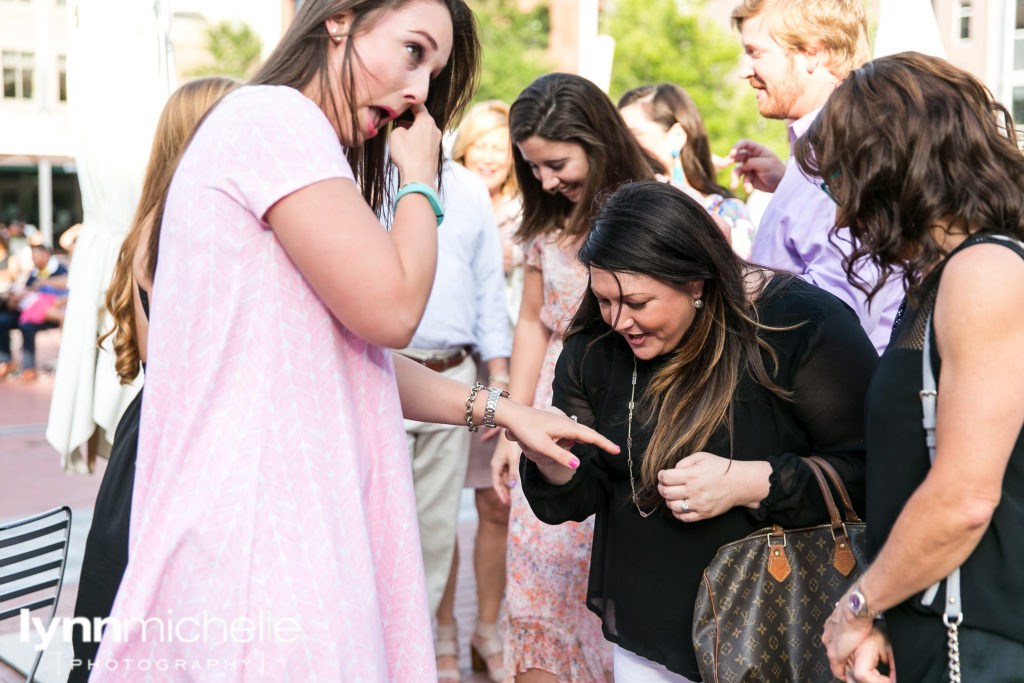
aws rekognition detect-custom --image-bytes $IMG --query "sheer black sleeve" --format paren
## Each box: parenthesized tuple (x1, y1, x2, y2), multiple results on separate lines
(753, 304, 877, 526)
(521, 336, 613, 524)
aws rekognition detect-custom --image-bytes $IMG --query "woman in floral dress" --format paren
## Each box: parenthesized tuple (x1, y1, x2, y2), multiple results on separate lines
(490, 73, 655, 682)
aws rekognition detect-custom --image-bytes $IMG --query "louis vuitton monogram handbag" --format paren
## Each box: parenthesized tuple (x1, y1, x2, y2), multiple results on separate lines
(692, 457, 868, 682)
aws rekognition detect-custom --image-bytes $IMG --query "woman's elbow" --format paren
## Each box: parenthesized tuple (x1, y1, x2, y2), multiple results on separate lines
(344, 316, 419, 348)
(340, 300, 424, 348)
(367, 319, 420, 349)
(959, 496, 998, 533)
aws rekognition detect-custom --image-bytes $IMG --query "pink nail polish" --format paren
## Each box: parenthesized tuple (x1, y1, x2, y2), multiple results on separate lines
(569, 457, 580, 469)
(508, 479, 517, 488)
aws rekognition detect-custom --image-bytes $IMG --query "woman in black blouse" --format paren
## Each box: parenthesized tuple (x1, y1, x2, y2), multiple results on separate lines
(797, 53, 1024, 682)
(517, 180, 878, 680)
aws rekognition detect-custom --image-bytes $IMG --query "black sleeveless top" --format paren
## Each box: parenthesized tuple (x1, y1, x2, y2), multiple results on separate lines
(138, 284, 150, 319)
(865, 233, 1024, 675)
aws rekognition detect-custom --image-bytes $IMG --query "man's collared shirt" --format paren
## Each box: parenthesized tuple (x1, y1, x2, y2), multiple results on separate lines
(751, 107, 903, 353)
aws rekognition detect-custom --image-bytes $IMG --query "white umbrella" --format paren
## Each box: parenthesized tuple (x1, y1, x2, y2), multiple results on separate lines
(874, 0, 946, 59)
(47, 0, 175, 472)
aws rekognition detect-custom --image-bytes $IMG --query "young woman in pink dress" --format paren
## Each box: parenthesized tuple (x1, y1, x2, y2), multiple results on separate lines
(490, 73, 655, 683)
(91, 3, 619, 681)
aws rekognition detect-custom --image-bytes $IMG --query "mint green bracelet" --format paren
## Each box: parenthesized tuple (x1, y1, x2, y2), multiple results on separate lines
(394, 182, 444, 227)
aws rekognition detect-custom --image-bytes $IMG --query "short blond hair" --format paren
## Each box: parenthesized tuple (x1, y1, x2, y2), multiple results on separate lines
(452, 99, 517, 196)
(732, 0, 869, 78)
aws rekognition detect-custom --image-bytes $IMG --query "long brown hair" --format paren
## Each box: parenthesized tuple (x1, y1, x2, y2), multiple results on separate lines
(101, 77, 238, 383)
(571, 181, 790, 505)
(509, 73, 654, 242)
(251, 0, 481, 213)
(794, 51, 1024, 304)
(617, 83, 732, 198)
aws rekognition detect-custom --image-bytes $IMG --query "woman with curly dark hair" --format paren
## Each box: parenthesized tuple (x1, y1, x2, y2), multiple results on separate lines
(796, 52, 1024, 681)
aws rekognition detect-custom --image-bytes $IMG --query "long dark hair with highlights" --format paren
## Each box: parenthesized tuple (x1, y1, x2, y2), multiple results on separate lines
(794, 51, 1024, 304)
(617, 83, 732, 198)
(571, 181, 789, 505)
(509, 73, 654, 243)
(252, 0, 480, 213)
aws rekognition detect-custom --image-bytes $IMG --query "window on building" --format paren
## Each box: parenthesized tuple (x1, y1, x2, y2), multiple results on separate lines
(3, 52, 34, 100)
(21, 53, 33, 99)
(957, 0, 972, 41)
(1014, 88, 1024, 129)
(2, 53, 15, 99)
(1016, 0, 1024, 70)
(58, 55, 67, 101)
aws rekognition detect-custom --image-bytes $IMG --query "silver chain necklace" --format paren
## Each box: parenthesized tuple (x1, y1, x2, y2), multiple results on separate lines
(627, 357, 655, 518)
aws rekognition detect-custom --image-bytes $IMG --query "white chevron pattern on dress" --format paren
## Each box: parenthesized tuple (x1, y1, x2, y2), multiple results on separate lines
(92, 86, 435, 682)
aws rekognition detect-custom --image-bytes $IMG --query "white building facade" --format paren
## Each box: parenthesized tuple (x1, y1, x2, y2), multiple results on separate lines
(932, 0, 1024, 122)
(0, 0, 76, 243)
(0, 0, 295, 245)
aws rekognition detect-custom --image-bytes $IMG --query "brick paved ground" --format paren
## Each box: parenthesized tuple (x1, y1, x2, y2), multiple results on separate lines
(0, 329, 497, 682)
(0, 330, 99, 682)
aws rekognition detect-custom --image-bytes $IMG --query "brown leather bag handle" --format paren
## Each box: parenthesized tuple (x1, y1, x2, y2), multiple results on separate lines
(766, 459, 861, 583)
(801, 457, 859, 577)
(801, 457, 844, 533)
(807, 456, 862, 523)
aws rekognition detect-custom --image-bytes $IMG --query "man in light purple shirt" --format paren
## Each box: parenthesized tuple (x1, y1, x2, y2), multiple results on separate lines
(723, 0, 903, 353)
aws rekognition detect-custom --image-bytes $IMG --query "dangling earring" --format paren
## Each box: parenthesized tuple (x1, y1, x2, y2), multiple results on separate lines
(693, 297, 704, 310)
(330, 31, 342, 43)
(669, 148, 684, 184)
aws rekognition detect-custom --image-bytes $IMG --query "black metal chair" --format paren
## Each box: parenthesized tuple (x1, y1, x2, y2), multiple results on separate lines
(0, 507, 73, 683)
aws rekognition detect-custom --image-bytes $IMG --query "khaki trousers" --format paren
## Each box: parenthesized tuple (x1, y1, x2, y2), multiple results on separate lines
(403, 354, 476, 615)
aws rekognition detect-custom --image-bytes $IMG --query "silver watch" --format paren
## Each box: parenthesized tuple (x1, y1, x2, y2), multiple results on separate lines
(847, 586, 883, 619)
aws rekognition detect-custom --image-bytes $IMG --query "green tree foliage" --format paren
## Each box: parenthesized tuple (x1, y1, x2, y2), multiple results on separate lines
(192, 21, 263, 79)
(469, 0, 554, 105)
(602, 0, 789, 174)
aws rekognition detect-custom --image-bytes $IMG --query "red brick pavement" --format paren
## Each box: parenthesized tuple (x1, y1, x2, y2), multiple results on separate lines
(0, 330, 104, 682)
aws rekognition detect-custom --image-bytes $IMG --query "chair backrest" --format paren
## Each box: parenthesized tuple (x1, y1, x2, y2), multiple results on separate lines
(0, 507, 72, 683)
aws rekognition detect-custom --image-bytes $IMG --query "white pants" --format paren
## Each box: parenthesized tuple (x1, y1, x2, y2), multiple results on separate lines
(404, 354, 477, 615)
(613, 645, 698, 682)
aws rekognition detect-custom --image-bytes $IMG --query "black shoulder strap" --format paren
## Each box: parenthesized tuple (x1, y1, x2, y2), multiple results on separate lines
(953, 232, 1024, 259)
(980, 233, 1024, 259)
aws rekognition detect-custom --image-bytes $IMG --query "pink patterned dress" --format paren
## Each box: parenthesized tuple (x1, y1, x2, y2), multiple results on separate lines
(503, 235, 613, 680)
(93, 86, 434, 681)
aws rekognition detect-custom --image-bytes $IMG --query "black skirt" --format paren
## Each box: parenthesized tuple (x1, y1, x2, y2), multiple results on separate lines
(68, 389, 141, 682)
